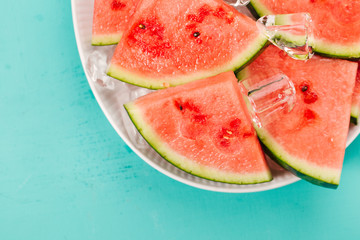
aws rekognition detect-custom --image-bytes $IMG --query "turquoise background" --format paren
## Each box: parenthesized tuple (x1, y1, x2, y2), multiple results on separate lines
(1, 1, 360, 239)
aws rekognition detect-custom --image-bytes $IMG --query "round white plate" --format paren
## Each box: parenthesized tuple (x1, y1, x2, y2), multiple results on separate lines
(71, 0, 360, 193)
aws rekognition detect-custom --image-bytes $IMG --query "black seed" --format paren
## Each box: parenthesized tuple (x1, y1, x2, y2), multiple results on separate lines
(193, 32, 200, 37)
(179, 105, 183, 110)
(301, 85, 308, 92)
(139, 24, 146, 29)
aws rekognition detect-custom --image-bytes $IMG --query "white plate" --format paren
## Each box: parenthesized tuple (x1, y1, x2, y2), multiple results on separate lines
(71, 0, 360, 193)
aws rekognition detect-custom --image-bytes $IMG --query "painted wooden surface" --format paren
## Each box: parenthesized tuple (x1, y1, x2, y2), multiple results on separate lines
(1, 1, 360, 239)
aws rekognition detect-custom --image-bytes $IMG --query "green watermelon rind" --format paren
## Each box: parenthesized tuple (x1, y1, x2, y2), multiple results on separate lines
(107, 34, 268, 89)
(124, 102, 273, 185)
(248, 0, 270, 18)
(91, 33, 123, 46)
(237, 70, 340, 188)
(255, 127, 340, 188)
(248, 0, 360, 59)
(351, 105, 360, 125)
(314, 40, 360, 60)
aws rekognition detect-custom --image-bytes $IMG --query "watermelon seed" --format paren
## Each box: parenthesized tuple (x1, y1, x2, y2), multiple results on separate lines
(300, 82, 310, 92)
(179, 105, 183, 110)
(139, 24, 146, 29)
(193, 32, 200, 37)
(301, 85, 308, 92)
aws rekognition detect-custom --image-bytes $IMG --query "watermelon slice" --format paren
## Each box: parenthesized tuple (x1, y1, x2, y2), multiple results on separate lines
(107, 0, 268, 89)
(92, 0, 139, 45)
(248, 0, 360, 59)
(237, 46, 358, 188)
(124, 72, 272, 184)
(351, 63, 360, 124)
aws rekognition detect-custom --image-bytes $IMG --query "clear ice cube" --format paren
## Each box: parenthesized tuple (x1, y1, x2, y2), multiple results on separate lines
(224, 0, 250, 7)
(86, 46, 117, 90)
(239, 70, 296, 128)
(256, 13, 314, 61)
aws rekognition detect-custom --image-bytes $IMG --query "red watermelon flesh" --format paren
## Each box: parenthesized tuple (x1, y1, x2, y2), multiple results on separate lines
(238, 46, 358, 188)
(248, 0, 360, 58)
(107, 0, 268, 89)
(124, 72, 272, 184)
(92, 0, 140, 45)
(351, 63, 360, 124)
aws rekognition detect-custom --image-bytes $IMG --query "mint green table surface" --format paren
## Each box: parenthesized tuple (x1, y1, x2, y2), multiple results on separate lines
(1, 1, 360, 239)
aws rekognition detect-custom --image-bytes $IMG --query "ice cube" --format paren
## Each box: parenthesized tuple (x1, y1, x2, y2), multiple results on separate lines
(224, 0, 250, 7)
(257, 13, 314, 61)
(86, 46, 117, 90)
(239, 70, 296, 128)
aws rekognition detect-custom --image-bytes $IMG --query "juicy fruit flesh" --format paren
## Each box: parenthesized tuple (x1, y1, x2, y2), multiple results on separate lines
(239, 46, 357, 185)
(92, 0, 139, 45)
(108, 0, 267, 88)
(125, 72, 272, 184)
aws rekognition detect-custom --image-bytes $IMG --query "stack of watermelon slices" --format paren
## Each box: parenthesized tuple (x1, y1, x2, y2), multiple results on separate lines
(91, 0, 360, 188)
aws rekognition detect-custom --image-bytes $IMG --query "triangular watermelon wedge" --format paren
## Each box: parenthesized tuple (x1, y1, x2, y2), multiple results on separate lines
(124, 72, 272, 184)
(92, 0, 140, 45)
(237, 46, 358, 188)
(351, 63, 360, 124)
(107, 0, 268, 89)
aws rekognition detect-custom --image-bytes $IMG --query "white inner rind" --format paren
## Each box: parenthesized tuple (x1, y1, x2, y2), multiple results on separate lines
(124, 102, 272, 184)
(249, 0, 272, 16)
(92, 33, 123, 45)
(351, 105, 360, 119)
(313, 39, 360, 58)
